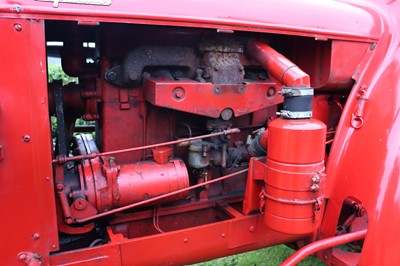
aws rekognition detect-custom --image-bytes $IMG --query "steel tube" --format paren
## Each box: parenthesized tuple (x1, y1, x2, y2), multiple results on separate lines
(247, 40, 310, 87)
(280, 229, 367, 266)
(53, 128, 240, 163)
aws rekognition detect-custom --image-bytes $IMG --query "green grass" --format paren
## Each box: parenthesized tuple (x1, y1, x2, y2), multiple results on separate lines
(192, 245, 326, 266)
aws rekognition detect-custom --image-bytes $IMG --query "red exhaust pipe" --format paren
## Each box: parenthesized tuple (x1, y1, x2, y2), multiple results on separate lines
(247, 40, 310, 87)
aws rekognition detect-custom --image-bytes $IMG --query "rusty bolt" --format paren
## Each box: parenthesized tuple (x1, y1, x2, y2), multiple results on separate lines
(22, 135, 31, 142)
(32, 233, 40, 240)
(14, 23, 22, 32)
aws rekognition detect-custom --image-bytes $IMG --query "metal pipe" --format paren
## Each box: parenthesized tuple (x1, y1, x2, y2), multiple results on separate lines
(53, 128, 240, 164)
(280, 229, 367, 266)
(75, 168, 248, 223)
(247, 40, 310, 87)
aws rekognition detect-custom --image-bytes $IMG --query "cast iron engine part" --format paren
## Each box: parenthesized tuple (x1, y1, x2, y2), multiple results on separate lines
(104, 46, 199, 87)
(199, 42, 245, 84)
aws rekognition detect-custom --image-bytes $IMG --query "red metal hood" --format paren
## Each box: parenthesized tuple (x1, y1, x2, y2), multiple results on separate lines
(2, 0, 381, 41)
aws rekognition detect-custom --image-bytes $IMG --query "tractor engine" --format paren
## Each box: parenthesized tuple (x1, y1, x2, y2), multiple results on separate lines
(45, 21, 362, 261)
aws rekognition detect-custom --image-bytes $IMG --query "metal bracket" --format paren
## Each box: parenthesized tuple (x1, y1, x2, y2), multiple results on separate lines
(351, 86, 367, 129)
(279, 87, 313, 97)
(277, 110, 312, 119)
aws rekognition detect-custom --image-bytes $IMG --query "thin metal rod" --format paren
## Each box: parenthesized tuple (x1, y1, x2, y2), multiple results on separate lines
(75, 168, 248, 223)
(53, 128, 240, 164)
(280, 229, 367, 266)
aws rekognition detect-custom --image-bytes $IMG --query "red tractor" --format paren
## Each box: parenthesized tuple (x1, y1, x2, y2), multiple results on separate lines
(0, 0, 399, 265)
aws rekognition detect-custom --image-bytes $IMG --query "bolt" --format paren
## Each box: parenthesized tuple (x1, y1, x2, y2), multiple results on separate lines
(249, 226, 255, 232)
(221, 233, 226, 238)
(14, 24, 22, 32)
(18, 253, 27, 261)
(45, 176, 50, 181)
(183, 238, 188, 243)
(310, 184, 319, 191)
(56, 183, 64, 191)
(369, 43, 376, 50)
(65, 217, 73, 224)
(312, 175, 320, 183)
(173, 88, 185, 100)
(32, 233, 40, 240)
(12, 4, 22, 13)
(22, 135, 31, 142)
(106, 71, 117, 81)
(74, 199, 87, 210)
(214, 87, 221, 94)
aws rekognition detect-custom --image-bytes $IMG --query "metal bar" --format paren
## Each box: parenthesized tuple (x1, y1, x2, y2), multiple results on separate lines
(53, 128, 240, 163)
(75, 168, 248, 223)
(280, 229, 367, 266)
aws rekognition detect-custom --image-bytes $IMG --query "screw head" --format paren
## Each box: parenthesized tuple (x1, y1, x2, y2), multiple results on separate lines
(22, 135, 31, 142)
(14, 23, 22, 31)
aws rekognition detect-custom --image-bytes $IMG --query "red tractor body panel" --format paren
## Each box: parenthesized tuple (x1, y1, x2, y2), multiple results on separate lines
(0, 0, 399, 265)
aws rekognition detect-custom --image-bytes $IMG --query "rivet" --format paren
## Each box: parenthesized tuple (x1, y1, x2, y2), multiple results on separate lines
(183, 238, 188, 243)
(22, 135, 31, 142)
(32, 233, 40, 240)
(221, 233, 226, 238)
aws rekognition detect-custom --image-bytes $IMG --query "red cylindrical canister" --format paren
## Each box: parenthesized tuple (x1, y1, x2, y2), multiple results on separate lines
(83, 158, 189, 213)
(264, 118, 326, 234)
(117, 159, 189, 206)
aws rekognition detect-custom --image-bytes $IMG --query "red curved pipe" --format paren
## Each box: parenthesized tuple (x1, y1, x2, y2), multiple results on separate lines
(281, 229, 367, 266)
(247, 40, 310, 87)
